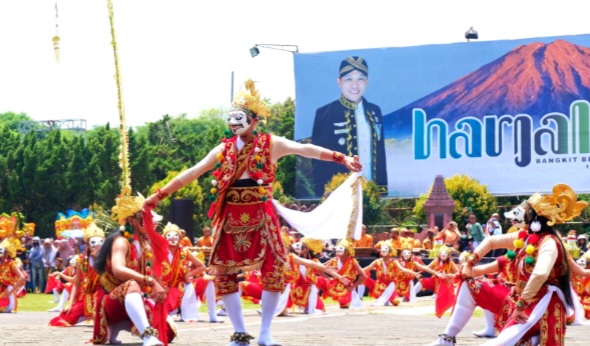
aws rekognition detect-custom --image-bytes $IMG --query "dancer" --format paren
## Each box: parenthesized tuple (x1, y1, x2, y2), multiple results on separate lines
(413, 245, 458, 317)
(144, 80, 361, 346)
(46, 256, 76, 312)
(317, 239, 366, 309)
(462, 184, 586, 346)
(0, 238, 26, 313)
(363, 241, 419, 306)
(49, 223, 105, 327)
(160, 222, 207, 321)
(397, 247, 439, 302)
(92, 192, 174, 346)
(290, 237, 335, 314)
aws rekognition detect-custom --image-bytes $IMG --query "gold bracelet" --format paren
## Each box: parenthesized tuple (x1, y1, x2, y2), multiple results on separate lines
(156, 189, 169, 200)
(144, 276, 154, 287)
(332, 151, 345, 164)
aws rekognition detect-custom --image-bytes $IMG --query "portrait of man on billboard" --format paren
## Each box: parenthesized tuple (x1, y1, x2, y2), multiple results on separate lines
(310, 56, 388, 196)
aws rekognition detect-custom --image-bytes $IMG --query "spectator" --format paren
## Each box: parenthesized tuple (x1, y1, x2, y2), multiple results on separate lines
(196, 226, 213, 248)
(458, 230, 472, 252)
(487, 213, 504, 257)
(55, 239, 75, 262)
(467, 213, 485, 249)
(577, 234, 588, 253)
(422, 228, 436, 250)
(440, 221, 462, 251)
(42, 238, 57, 289)
(354, 225, 374, 248)
(29, 236, 45, 293)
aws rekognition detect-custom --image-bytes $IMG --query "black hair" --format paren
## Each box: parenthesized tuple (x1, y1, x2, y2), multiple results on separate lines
(94, 229, 121, 275)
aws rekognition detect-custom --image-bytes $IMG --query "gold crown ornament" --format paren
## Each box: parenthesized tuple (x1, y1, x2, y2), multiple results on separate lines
(301, 237, 324, 255)
(111, 186, 145, 225)
(163, 222, 181, 237)
(0, 238, 17, 258)
(230, 79, 270, 120)
(438, 245, 453, 255)
(83, 222, 106, 243)
(527, 184, 588, 226)
(281, 231, 293, 249)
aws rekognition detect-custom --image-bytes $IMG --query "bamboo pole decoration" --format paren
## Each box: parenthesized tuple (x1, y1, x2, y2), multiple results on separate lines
(53, 1, 60, 62)
(106, 0, 131, 192)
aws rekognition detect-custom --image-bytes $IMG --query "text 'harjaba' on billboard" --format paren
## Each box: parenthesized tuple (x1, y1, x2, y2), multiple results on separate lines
(294, 34, 590, 199)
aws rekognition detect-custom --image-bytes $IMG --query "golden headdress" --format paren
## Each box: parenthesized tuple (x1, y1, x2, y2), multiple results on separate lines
(0, 238, 17, 258)
(439, 245, 452, 255)
(163, 222, 181, 237)
(230, 79, 270, 120)
(111, 186, 145, 225)
(281, 231, 293, 249)
(336, 238, 355, 257)
(527, 184, 588, 226)
(301, 237, 324, 255)
(83, 222, 105, 243)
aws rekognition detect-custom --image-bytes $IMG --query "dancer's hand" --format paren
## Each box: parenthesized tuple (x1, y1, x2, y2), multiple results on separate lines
(149, 281, 167, 304)
(461, 264, 475, 280)
(344, 155, 362, 172)
(338, 276, 351, 286)
(512, 308, 529, 324)
(143, 194, 160, 209)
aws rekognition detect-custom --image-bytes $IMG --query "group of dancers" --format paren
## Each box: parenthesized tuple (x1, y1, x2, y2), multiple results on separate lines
(2, 73, 590, 346)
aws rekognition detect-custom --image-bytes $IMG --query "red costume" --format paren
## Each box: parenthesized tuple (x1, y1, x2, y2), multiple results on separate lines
(92, 237, 173, 345)
(498, 233, 569, 346)
(317, 256, 360, 308)
(290, 257, 325, 312)
(364, 258, 401, 304)
(161, 247, 191, 313)
(396, 258, 419, 301)
(0, 258, 19, 313)
(49, 255, 101, 326)
(209, 133, 288, 295)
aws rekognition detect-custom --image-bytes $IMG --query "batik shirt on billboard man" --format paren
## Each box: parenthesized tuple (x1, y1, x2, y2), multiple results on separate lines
(311, 56, 387, 196)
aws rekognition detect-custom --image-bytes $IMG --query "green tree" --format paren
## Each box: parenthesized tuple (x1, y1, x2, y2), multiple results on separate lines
(148, 168, 204, 231)
(0, 112, 32, 131)
(414, 174, 497, 230)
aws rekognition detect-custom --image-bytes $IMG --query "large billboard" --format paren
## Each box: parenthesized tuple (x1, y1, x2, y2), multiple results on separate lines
(294, 34, 590, 198)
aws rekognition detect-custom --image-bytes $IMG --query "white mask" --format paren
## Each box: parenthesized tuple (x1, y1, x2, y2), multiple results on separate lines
(402, 250, 412, 260)
(292, 242, 302, 254)
(88, 236, 104, 251)
(504, 205, 526, 227)
(380, 246, 391, 257)
(335, 246, 345, 256)
(226, 110, 253, 136)
(577, 257, 587, 267)
(0, 246, 5, 257)
(69, 257, 77, 266)
(440, 251, 449, 261)
(166, 231, 180, 246)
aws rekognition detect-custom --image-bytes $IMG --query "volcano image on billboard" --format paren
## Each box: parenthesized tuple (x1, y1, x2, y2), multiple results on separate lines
(294, 34, 590, 198)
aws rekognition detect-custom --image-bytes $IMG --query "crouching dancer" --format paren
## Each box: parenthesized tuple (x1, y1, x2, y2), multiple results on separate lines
(92, 190, 175, 346)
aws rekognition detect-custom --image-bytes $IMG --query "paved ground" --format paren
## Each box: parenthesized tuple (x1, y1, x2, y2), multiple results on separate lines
(1, 298, 588, 346)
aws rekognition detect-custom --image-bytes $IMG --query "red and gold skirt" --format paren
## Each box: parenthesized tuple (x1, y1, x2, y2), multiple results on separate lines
(209, 186, 287, 274)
